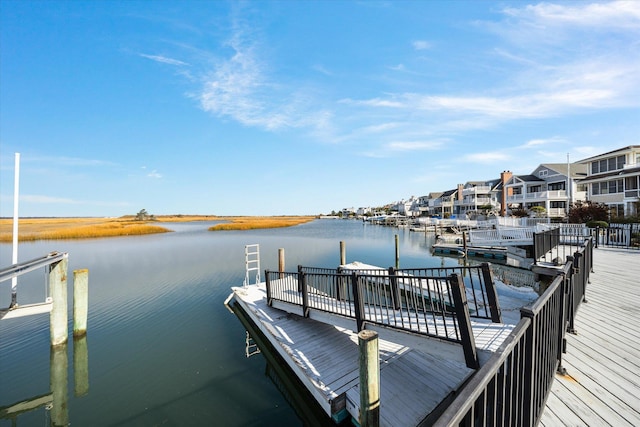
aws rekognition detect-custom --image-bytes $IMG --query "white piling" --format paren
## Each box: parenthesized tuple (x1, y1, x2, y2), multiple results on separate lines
(50, 258, 68, 347)
(10, 153, 20, 308)
(73, 269, 89, 337)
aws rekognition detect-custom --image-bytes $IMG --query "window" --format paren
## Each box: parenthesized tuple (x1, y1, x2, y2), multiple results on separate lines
(591, 155, 625, 174)
(528, 185, 541, 193)
(548, 182, 565, 191)
(550, 201, 566, 209)
(539, 169, 548, 177)
(626, 176, 639, 190)
(593, 179, 623, 195)
(609, 204, 624, 219)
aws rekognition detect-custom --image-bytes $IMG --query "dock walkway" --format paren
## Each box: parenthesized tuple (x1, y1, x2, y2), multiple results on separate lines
(229, 284, 476, 425)
(540, 247, 640, 426)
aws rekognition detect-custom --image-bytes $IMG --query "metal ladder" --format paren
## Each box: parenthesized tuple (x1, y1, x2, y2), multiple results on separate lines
(244, 244, 260, 287)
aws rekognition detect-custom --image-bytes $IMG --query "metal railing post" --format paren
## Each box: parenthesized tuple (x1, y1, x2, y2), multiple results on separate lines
(351, 272, 364, 332)
(449, 273, 479, 369)
(481, 263, 502, 323)
(300, 271, 309, 317)
(388, 267, 401, 310)
(265, 270, 272, 305)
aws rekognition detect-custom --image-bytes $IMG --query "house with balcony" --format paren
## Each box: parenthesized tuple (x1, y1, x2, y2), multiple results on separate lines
(504, 163, 587, 218)
(454, 179, 501, 218)
(432, 189, 458, 218)
(577, 145, 640, 218)
(416, 192, 443, 217)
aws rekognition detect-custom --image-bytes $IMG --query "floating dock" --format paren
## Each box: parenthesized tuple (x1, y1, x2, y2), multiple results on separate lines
(432, 243, 508, 259)
(226, 266, 520, 426)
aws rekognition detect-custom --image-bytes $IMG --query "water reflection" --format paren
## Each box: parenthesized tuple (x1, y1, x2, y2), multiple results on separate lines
(0, 219, 536, 426)
(0, 336, 89, 426)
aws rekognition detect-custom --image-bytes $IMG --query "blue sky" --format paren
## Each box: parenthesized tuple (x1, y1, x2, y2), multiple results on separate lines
(1, 1, 639, 217)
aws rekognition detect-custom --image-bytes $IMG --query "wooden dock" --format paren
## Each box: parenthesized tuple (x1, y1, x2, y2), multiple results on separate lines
(540, 247, 640, 426)
(227, 271, 521, 426)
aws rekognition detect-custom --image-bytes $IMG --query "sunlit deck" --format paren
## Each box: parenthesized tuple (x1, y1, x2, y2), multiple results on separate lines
(540, 247, 640, 426)
(228, 284, 477, 425)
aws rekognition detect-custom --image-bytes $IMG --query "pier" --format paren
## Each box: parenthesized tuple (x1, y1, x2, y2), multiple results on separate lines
(540, 247, 640, 426)
(227, 232, 601, 426)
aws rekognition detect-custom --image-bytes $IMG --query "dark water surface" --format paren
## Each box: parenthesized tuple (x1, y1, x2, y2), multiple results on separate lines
(0, 219, 473, 426)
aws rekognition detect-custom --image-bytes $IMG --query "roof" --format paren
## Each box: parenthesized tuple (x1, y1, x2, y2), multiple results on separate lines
(579, 165, 640, 183)
(539, 163, 589, 178)
(576, 145, 640, 163)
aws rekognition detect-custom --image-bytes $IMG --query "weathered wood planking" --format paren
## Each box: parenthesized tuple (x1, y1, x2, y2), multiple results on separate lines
(541, 247, 640, 427)
(230, 284, 475, 426)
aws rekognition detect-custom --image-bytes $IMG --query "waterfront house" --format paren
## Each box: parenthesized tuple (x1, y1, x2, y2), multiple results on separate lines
(432, 189, 458, 218)
(454, 179, 501, 218)
(577, 145, 640, 217)
(504, 163, 587, 218)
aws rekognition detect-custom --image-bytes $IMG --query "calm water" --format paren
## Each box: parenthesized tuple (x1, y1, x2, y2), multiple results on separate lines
(0, 219, 499, 426)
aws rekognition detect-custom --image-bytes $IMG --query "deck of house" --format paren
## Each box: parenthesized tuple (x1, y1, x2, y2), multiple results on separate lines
(540, 247, 640, 426)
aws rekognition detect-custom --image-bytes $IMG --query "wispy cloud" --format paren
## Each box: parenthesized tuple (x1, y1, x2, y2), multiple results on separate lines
(503, 1, 640, 31)
(520, 137, 566, 149)
(147, 170, 162, 179)
(182, 1, 639, 160)
(464, 152, 511, 164)
(385, 141, 444, 151)
(24, 156, 117, 168)
(139, 53, 190, 66)
(412, 40, 431, 50)
(21, 195, 83, 204)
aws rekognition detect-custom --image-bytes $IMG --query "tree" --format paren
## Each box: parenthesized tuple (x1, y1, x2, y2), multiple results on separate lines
(135, 209, 150, 221)
(567, 201, 609, 224)
(510, 207, 529, 218)
(530, 206, 546, 217)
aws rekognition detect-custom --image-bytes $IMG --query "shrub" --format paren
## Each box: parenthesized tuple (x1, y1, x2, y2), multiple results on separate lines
(568, 201, 609, 224)
(586, 220, 609, 228)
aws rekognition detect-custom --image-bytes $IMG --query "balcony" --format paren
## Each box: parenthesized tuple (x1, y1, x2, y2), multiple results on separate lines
(507, 190, 567, 203)
(462, 186, 492, 196)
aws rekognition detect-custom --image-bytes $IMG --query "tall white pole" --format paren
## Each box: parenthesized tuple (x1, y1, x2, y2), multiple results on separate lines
(11, 153, 20, 308)
(566, 153, 571, 218)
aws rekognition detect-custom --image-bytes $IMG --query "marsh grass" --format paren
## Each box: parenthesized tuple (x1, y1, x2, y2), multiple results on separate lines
(208, 216, 315, 231)
(0, 215, 316, 241)
(0, 217, 171, 242)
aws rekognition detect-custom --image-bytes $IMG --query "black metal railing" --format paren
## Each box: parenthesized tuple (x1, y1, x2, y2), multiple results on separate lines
(332, 264, 501, 323)
(396, 264, 501, 323)
(265, 267, 480, 368)
(433, 239, 593, 426)
(533, 226, 592, 264)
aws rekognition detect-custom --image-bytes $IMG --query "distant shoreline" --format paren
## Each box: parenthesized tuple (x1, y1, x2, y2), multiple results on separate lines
(0, 215, 317, 242)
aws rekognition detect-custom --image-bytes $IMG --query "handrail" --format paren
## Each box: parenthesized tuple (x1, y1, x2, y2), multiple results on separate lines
(432, 318, 532, 426)
(265, 268, 480, 368)
(0, 252, 68, 284)
(434, 240, 592, 426)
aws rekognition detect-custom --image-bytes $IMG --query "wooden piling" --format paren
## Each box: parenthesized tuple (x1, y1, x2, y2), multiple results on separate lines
(278, 248, 285, 279)
(340, 241, 346, 265)
(50, 258, 68, 347)
(395, 234, 400, 269)
(462, 232, 468, 255)
(358, 330, 380, 427)
(73, 269, 88, 337)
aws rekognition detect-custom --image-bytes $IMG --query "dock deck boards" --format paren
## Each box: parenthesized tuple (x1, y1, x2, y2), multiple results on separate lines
(540, 247, 640, 427)
(229, 284, 476, 425)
